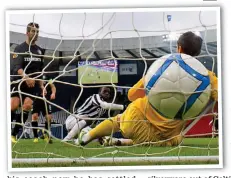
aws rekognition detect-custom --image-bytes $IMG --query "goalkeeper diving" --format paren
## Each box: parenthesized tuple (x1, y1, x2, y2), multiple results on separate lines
(75, 31, 218, 147)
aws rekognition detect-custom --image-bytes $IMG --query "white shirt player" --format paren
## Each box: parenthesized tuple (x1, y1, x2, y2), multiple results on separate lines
(62, 87, 124, 142)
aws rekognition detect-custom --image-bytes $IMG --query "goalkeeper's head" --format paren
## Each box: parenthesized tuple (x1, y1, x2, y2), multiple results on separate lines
(99, 87, 111, 101)
(177, 31, 203, 56)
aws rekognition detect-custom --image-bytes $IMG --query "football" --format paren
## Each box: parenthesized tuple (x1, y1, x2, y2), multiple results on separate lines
(144, 53, 211, 120)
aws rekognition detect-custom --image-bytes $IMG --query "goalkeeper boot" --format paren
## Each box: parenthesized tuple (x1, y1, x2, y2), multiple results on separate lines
(11, 136, 17, 144)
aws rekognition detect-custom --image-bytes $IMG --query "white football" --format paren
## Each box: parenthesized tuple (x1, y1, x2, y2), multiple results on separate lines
(144, 53, 211, 120)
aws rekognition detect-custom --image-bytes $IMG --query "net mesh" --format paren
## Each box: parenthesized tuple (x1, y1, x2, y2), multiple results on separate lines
(9, 10, 219, 166)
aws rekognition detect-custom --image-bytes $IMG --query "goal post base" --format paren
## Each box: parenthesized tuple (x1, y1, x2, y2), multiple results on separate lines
(12, 156, 219, 164)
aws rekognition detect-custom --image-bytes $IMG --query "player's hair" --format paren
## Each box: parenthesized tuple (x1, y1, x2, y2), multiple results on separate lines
(177, 31, 203, 56)
(98, 86, 111, 93)
(27, 22, 39, 33)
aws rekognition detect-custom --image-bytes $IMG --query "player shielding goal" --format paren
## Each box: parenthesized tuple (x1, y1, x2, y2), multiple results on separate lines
(76, 31, 218, 146)
(62, 87, 124, 142)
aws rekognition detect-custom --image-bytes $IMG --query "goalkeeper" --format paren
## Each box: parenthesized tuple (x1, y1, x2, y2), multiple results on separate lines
(62, 87, 124, 142)
(76, 31, 218, 146)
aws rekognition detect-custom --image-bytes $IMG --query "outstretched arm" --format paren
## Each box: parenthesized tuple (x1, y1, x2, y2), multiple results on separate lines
(93, 94, 124, 110)
(127, 77, 146, 102)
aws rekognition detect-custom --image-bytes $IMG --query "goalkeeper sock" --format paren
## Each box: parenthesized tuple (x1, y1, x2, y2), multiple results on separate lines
(82, 118, 120, 143)
(31, 121, 38, 138)
(116, 138, 133, 146)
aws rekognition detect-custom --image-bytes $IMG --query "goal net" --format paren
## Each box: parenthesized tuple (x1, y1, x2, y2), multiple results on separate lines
(8, 8, 220, 168)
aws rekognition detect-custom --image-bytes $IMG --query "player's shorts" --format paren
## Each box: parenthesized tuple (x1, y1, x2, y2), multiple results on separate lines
(112, 103, 183, 146)
(65, 115, 78, 132)
(11, 81, 39, 101)
(32, 97, 52, 116)
(65, 114, 96, 131)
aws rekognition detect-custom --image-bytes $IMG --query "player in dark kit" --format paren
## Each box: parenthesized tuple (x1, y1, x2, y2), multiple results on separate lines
(10, 22, 45, 143)
(31, 76, 56, 143)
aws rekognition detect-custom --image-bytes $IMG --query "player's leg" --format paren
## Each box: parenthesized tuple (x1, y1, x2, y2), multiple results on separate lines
(76, 101, 161, 146)
(31, 112, 39, 143)
(11, 83, 20, 117)
(22, 97, 32, 121)
(11, 96, 32, 142)
(11, 82, 36, 142)
(120, 103, 184, 146)
(11, 96, 21, 143)
(31, 98, 41, 142)
(43, 103, 53, 143)
(62, 115, 77, 142)
(11, 96, 20, 111)
(210, 116, 218, 137)
(77, 114, 121, 145)
(100, 136, 133, 146)
(62, 115, 87, 142)
(43, 113, 53, 143)
(215, 119, 218, 132)
(118, 103, 157, 145)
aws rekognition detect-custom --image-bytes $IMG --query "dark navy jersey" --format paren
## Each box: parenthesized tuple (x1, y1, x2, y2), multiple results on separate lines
(10, 42, 44, 81)
(41, 81, 52, 98)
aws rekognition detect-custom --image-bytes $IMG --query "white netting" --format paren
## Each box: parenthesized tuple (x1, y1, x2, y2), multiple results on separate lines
(9, 9, 219, 167)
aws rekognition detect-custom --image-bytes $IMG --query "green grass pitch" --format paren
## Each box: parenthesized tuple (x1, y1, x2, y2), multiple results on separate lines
(11, 137, 219, 167)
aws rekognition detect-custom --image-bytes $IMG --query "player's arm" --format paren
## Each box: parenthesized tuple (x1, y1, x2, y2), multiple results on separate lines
(208, 70, 218, 101)
(94, 94, 124, 110)
(50, 83, 56, 100)
(127, 77, 145, 102)
(39, 49, 47, 95)
(39, 80, 47, 96)
(12, 47, 35, 87)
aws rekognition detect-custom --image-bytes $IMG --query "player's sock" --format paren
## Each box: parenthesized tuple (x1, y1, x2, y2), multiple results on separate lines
(11, 111, 17, 137)
(31, 121, 38, 138)
(44, 121, 53, 143)
(22, 111, 29, 123)
(82, 118, 120, 143)
(11, 113, 21, 137)
(45, 121, 51, 131)
(11, 111, 16, 122)
(12, 110, 29, 137)
(44, 121, 51, 136)
(64, 120, 86, 140)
